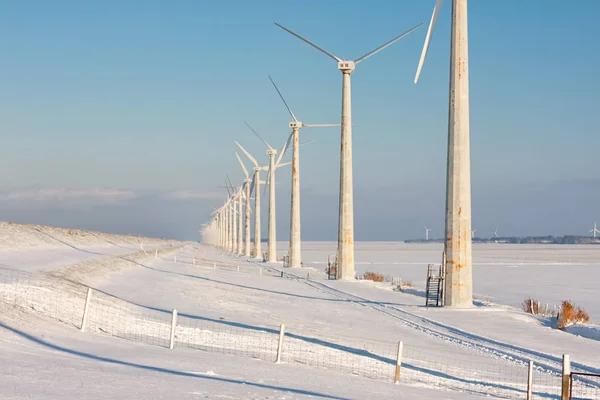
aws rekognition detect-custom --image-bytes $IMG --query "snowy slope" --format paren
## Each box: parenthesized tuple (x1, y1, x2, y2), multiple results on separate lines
(0, 313, 488, 400)
(2, 237, 600, 399)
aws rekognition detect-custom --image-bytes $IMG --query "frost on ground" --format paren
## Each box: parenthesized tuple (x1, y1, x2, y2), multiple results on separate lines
(0, 220, 179, 251)
(2, 235, 600, 399)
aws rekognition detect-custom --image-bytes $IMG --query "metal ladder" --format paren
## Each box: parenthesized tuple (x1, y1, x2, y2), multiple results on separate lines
(425, 264, 444, 307)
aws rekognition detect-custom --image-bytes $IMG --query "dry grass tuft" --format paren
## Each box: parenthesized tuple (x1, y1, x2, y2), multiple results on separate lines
(557, 300, 589, 329)
(402, 280, 414, 289)
(363, 271, 385, 282)
(522, 298, 541, 314)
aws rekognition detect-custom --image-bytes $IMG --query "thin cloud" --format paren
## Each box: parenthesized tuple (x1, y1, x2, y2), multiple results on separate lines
(0, 187, 138, 208)
(165, 189, 224, 200)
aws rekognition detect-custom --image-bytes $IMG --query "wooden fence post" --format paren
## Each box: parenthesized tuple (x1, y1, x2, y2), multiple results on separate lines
(80, 288, 93, 332)
(276, 324, 286, 363)
(527, 360, 534, 400)
(394, 341, 403, 384)
(169, 309, 178, 350)
(562, 354, 571, 400)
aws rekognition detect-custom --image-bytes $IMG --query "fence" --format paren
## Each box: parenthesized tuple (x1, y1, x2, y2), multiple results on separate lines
(0, 263, 598, 400)
(570, 372, 600, 399)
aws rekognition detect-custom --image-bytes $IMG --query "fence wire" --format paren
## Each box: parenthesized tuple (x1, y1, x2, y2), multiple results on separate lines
(571, 372, 600, 400)
(0, 265, 595, 399)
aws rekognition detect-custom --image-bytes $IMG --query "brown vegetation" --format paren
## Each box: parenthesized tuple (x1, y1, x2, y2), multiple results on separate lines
(522, 298, 541, 314)
(557, 300, 589, 329)
(363, 271, 385, 282)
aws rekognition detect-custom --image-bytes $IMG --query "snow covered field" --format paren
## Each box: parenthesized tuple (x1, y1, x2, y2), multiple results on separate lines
(294, 241, 600, 321)
(1, 228, 600, 399)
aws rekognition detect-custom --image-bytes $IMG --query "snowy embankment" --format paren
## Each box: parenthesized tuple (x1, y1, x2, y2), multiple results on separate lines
(565, 324, 600, 341)
(0, 221, 178, 251)
(0, 221, 183, 274)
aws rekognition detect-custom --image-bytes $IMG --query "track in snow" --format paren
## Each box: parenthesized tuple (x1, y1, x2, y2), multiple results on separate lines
(239, 258, 600, 379)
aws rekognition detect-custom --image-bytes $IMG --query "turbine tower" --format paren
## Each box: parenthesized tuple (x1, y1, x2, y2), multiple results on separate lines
(414, 0, 473, 307)
(424, 226, 432, 241)
(243, 123, 292, 263)
(275, 21, 422, 280)
(235, 142, 265, 259)
(590, 222, 600, 238)
(268, 75, 338, 268)
(236, 153, 253, 256)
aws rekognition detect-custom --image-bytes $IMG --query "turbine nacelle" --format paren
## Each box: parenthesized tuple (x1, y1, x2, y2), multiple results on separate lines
(267, 149, 278, 156)
(289, 121, 304, 129)
(337, 61, 355, 73)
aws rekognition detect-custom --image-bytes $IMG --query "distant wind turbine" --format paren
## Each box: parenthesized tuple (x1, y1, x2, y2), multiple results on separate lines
(235, 152, 253, 257)
(424, 226, 432, 241)
(235, 141, 268, 259)
(490, 228, 499, 238)
(590, 222, 600, 238)
(471, 229, 476, 239)
(268, 75, 338, 268)
(237, 125, 291, 262)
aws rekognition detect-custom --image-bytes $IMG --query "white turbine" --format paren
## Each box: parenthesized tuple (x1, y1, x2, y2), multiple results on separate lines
(225, 176, 239, 254)
(590, 222, 600, 238)
(471, 228, 476, 239)
(268, 75, 338, 268)
(275, 21, 422, 280)
(414, 0, 473, 307)
(489, 228, 499, 238)
(243, 123, 292, 263)
(235, 141, 266, 259)
(235, 152, 253, 257)
(424, 226, 432, 241)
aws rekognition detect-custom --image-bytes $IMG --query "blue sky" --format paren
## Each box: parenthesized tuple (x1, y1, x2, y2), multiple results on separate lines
(0, 1, 599, 241)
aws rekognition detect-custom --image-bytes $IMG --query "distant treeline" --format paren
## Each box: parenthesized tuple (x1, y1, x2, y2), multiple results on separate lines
(405, 236, 600, 244)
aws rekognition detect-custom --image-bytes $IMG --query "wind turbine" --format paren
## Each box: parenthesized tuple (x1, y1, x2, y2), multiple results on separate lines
(590, 222, 600, 238)
(275, 21, 422, 280)
(235, 152, 253, 257)
(424, 226, 432, 241)
(471, 228, 476, 239)
(235, 141, 265, 259)
(225, 176, 239, 254)
(414, 0, 473, 307)
(242, 123, 292, 263)
(489, 228, 499, 238)
(268, 75, 338, 268)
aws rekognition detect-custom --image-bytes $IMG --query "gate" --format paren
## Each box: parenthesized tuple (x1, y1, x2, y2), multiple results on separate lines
(570, 372, 600, 399)
(326, 255, 337, 280)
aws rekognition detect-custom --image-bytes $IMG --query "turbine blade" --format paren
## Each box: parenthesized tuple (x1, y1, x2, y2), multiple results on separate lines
(235, 141, 259, 168)
(226, 174, 236, 194)
(354, 23, 423, 65)
(224, 178, 232, 197)
(269, 75, 297, 122)
(303, 123, 340, 127)
(274, 22, 342, 62)
(263, 167, 271, 197)
(245, 121, 273, 150)
(235, 152, 250, 179)
(250, 173, 256, 195)
(276, 130, 294, 166)
(299, 140, 315, 146)
(414, 0, 444, 84)
(277, 161, 292, 167)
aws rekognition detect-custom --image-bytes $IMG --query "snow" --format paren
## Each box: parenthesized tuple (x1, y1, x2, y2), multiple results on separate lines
(565, 324, 600, 341)
(295, 241, 600, 321)
(1, 227, 600, 399)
